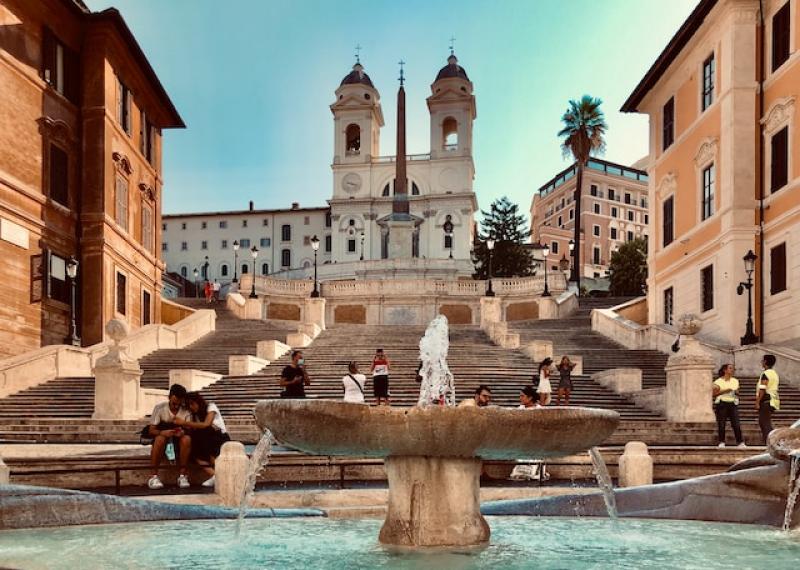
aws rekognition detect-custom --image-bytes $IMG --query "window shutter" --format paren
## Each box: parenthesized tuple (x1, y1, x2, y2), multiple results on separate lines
(49, 145, 69, 206)
(770, 243, 787, 295)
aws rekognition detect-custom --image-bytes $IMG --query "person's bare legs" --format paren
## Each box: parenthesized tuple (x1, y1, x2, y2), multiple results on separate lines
(178, 434, 192, 476)
(150, 435, 167, 477)
(539, 393, 547, 406)
(556, 389, 564, 406)
(195, 458, 214, 478)
(564, 388, 571, 406)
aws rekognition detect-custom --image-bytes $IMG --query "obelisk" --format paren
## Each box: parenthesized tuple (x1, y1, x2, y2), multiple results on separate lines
(387, 60, 414, 259)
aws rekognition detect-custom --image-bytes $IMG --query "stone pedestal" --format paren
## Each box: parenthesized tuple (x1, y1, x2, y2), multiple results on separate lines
(380, 456, 489, 547)
(215, 441, 250, 507)
(286, 332, 312, 348)
(257, 340, 291, 361)
(0, 454, 9, 485)
(538, 297, 557, 319)
(524, 340, 553, 362)
(387, 219, 414, 259)
(93, 320, 145, 420)
(228, 356, 269, 376)
(169, 369, 223, 391)
(618, 441, 653, 487)
(479, 297, 502, 330)
(664, 316, 715, 423)
(304, 298, 326, 331)
(592, 368, 642, 394)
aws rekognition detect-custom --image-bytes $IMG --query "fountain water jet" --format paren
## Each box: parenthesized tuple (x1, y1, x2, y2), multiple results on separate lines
(589, 447, 618, 518)
(783, 451, 800, 531)
(236, 428, 274, 535)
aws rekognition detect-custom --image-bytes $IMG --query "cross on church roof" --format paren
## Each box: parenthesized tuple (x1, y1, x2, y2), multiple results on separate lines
(354, 43, 362, 64)
(398, 60, 405, 86)
(449, 36, 456, 55)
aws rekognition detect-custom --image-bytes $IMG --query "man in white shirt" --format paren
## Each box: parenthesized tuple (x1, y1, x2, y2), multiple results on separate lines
(147, 383, 192, 490)
(212, 280, 221, 302)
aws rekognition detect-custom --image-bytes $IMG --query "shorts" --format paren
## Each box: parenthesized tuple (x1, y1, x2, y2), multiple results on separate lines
(373, 375, 390, 398)
(191, 427, 231, 462)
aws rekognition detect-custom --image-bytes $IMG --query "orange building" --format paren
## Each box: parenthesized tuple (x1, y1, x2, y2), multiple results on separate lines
(622, 0, 799, 346)
(0, 0, 184, 357)
(530, 158, 650, 284)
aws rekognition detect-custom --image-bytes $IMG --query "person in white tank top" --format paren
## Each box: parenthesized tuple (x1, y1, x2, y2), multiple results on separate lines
(342, 361, 366, 404)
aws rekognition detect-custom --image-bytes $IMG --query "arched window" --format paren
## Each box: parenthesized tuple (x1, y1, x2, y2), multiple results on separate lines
(179, 266, 188, 278)
(281, 249, 291, 267)
(443, 117, 458, 149)
(345, 124, 361, 155)
(411, 182, 420, 196)
(220, 264, 229, 277)
(382, 183, 390, 197)
(261, 263, 269, 275)
(241, 263, 249, 274)
(303, 260, 311, 269)
(383, 179, 420, 196)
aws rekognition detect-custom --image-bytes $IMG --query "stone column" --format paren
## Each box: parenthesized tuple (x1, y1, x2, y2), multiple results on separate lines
(93, 320, 145, 420)
(664, 315, 715, 423)
(380, 456, 490, 547)
(215, 441, 250, 507)
(479, 297, 502, 330)
(618, 441, 653, 487)
(538, 296, 557, 319)
(304, 297, 326, 331)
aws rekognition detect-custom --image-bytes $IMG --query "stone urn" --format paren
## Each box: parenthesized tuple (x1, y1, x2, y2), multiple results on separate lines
(255, 400, 619, 548)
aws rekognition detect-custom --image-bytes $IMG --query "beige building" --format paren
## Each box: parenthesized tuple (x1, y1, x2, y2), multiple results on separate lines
(622, 0, 800, 346)
(530, 158, 650, 281)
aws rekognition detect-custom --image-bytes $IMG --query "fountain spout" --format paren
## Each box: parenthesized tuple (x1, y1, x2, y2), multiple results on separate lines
(417, 315, 455, 407)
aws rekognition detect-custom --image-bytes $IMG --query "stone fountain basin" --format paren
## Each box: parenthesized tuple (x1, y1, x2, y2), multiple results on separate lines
(255, 400, 619, 459)
(767, 427, 800, 462)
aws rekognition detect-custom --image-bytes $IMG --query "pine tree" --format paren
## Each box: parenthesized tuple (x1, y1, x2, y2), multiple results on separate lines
(608, 238, 648, 296)
(472, 197, 533, 279)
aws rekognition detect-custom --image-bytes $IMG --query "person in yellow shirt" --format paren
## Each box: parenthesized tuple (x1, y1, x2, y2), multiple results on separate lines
(756, 354, 781, 444)
(712, 364, 744, 447)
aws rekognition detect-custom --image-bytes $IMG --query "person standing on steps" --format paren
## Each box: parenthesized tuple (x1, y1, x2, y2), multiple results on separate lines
(756, 354, 781, 444)
(371, 348, 391, 406)
(280, 350, 310, 399)
(712, 363, 745, 448)
(342, 361, 367, 404)
(212, 279, 221, 302)
(536, 358, 553, 406)
(556, 355, 576, 406)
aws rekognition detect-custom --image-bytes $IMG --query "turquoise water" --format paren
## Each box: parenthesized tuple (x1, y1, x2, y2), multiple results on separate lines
(0, 517, 798, 569)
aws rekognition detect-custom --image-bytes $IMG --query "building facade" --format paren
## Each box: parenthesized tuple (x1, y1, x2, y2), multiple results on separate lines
(0, 0, 183, 357)
(161, 202, 331, 283)
(622, 0, 800, 346)
(329, 55, 477, 263)
(530, 158, 650, 280)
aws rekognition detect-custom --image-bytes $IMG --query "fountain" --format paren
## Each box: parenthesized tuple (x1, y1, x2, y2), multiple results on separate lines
(255, 315, 620, 547)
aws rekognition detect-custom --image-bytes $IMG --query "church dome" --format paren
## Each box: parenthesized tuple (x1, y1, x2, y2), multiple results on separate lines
(435, 54, 469, 82)
(340, 63, 374, 88)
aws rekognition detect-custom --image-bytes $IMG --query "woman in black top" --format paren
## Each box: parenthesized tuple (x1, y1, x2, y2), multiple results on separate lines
(556, 355, 576, 406)
(280, 350, 310, 398)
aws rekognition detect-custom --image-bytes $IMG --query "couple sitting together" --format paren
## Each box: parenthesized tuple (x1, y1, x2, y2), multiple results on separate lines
(146, 383, 230, 490)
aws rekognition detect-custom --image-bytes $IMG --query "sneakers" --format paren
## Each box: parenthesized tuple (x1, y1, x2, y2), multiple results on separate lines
(177, 474, 191, 489)
(201, 475, 216, 488)
(147, 475, 164, 490)
(738, 442, 747, 448)
(717, 442, 726, 448)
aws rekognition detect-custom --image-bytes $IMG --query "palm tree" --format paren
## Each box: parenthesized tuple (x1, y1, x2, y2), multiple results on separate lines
(558, 95, 607, 294)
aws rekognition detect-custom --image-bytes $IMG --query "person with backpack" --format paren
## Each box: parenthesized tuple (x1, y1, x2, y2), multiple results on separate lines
(342, 361, 367, 404)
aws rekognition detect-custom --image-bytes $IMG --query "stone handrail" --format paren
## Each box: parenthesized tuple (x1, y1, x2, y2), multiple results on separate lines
(493, 274, 566, 295)
(243, 275, 313, 296)
(0, 309, 216, 399)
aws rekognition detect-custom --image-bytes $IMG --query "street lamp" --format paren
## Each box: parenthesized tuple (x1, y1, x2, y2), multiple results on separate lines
(249, 246, 259, 298)
(568, 239, 577, 296)
(359, 232, 365, 261)
(232, 240, 240, 284)
(485, 237, 496, 297)
(203, 255, 209, 281)
(541, 243, 551, 297)
(737, 249, 759, 345)
(192, 268, 199, 298)
(65, 256, 80, 346)
(443, 216, 454, 259)
(310, 235, 320, 298)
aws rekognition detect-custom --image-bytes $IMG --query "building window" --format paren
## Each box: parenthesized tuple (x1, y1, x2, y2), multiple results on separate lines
(627, 231, 634, 242)
(260, 238, 270, 247)
(345, 123, 361, 154)
(304, 216, 310, 225)
(593, 203, 600, 215)
(551, 241, 559, 255)
(239, 238, 250, 248)
(627, 211, 635, 222)
(142, 290, 151, 326)
(221, 240, 228, 249)
(162, 223, 167, 231)
(116, 271, 126, 315)
(325, 235, 332, 252)
(49, 144, 69, 207)
(608, 188, 616, 201)
(162, 243, 168, 252)
(325, 212, 332, 227)
(304, 235, 311, 246)
(142, 202, 153, 252)
(593, 247, 601, 265)
(610, 227, 618, 240)
(261, 263, 269, 275)
(557, 215, 563, 227)
(662, 97, 675, 151)
(242, 219, 248, 228)
(282, 224, 291, 241)
(46, 251, 69, 304)
(201, 241, 208, 250)
(624, 192, 632, 205)
(702, 53, 715, 111)
(41, 28, 79, 103)
(219, 220, 227, 229)
(115, 174, 128, 231)
(701, 265, 714, 312)
(181, 241, 187, 251)
(772, 2, 791, 72)
(593, 225, 600, 237)
(590, 184, 598, 197)
(263, 218, 269, 227)
(241, 263, 249, 274)
(281, 249, 291, 267)
(569, 209, 574, 220)
(221, 264, 229, 277)
(664, 287, 674, 325)
(116, 77, 131, 135)
(770, 242, 787, 295)
(702, 163, 715, 220)
(662, 196, 674, 247)
(348, 238, 356, 252)
(770, 126, 789, 192)
(180, 266, 187, 278)
(644, 214, 649, 224)
(611, 206, 618, 218)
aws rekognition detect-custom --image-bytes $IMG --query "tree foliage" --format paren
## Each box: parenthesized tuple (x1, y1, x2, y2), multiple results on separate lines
(472, 197, 533, 279)
(608, 238, 648, 296)
(557, 95, 608, 165)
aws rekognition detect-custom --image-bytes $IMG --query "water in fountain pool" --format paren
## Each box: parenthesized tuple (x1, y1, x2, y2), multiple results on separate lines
(1, 518, 798, 569)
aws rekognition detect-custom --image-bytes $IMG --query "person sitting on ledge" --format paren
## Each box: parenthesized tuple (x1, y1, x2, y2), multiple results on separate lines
(173, 392, 231, 488)
(147, 383, 192, 490)
(458, 385, 492, 407)
(518, 385, 541, 410)
(280, 350, 310, 399)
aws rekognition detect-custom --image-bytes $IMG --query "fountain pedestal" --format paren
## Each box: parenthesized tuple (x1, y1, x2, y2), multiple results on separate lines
(381, 456, 488, 547)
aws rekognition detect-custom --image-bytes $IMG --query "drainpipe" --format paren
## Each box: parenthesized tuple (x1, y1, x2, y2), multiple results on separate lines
(757, 0, 766, 342)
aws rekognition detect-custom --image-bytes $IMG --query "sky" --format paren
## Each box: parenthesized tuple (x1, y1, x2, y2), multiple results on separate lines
(86, 0, 698, 218)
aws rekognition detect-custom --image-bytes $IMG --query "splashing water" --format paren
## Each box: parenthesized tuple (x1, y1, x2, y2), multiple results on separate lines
(417, 315, 455, 407)
(783, 451, 800, 531)
(236, 428, 274, 536)
(589, 447, 618, 519)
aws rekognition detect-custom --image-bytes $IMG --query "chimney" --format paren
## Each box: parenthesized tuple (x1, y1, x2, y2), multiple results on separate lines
(291, 202, 299, 210)
(249, 200, 254, 211)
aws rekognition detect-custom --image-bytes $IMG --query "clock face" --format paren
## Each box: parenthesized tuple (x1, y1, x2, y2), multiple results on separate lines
(342, 172, 362, 193)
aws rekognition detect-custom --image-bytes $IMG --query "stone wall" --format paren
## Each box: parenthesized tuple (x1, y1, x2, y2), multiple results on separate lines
(438, 304, 472, 325)
(334, 304, 367, 324)
(506, 301, 539, 321)
(267, 302, 301, 321)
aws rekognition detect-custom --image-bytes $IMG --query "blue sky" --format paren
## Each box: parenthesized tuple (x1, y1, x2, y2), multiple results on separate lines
(87, 0, 697, 217)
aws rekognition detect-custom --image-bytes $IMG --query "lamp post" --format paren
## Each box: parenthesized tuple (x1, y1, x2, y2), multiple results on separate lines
(568, 239, 576, 293)
(737, 249, 759, 345)
(443, 216, 454, 259)
(249, 246, 258, 299)
(203, 255, 209, 281)
(541, 243, 551, 297)
(310, 235, 320, 298)
(232, 240, 240, 284)
(65, 256, 80, 346)
(359, 232, 365, 261)
(485, 237, 496, 297)
(192, 268, 199, 298)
